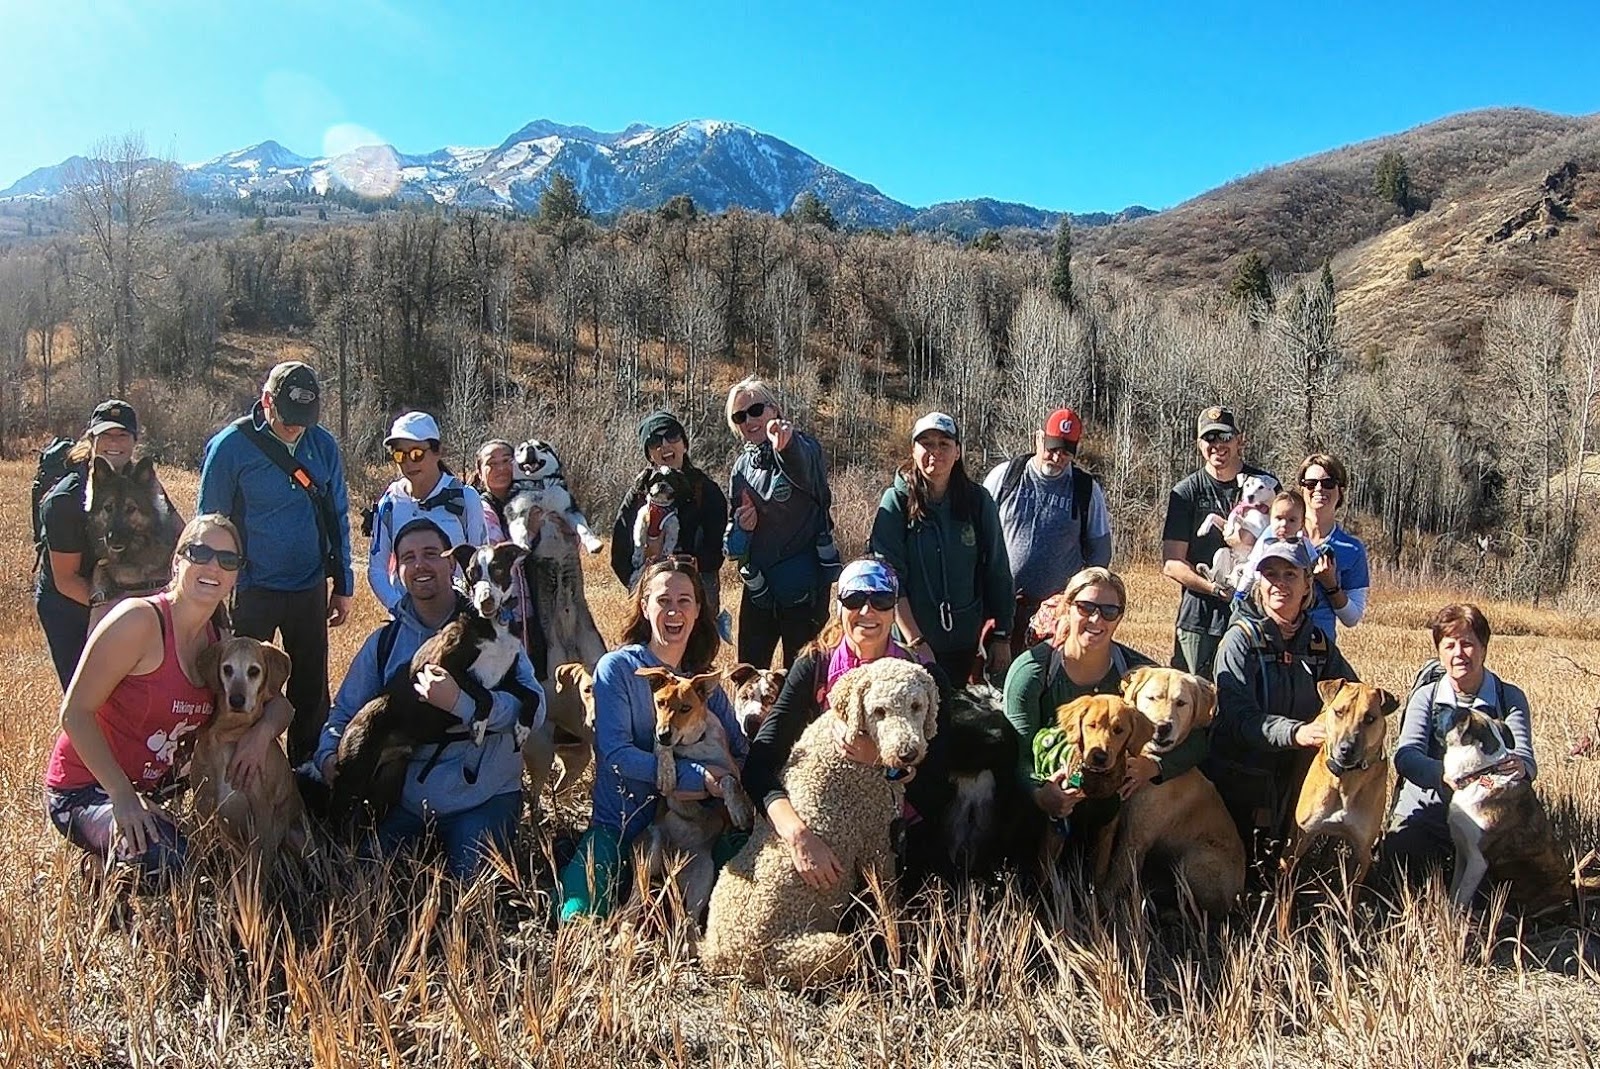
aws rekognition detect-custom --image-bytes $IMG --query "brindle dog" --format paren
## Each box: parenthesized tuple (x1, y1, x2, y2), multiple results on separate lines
(84, 456, 182, 608)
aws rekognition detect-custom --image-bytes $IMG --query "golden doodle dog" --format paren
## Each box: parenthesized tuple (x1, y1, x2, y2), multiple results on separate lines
(1102, 667, 1245, 919)
(523, 662, 597, 813)
(191, 637, 309, 870)
(1284, 679, 1398, 888)
(701, 658, 938, 987)
(636, 666, 754, 922)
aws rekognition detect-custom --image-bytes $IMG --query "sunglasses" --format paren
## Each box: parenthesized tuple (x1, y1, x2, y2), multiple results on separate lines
(390, 445, 431, 464)
(1300, 477, 1340, 491)
(730, 401, 769, 426)
(1072, 599, 1124, 622)
(1200, 430, 1237, 444)
(179, 543, 245, 571)
(647, 430, 685, 448)
(839, 590, 898, 612)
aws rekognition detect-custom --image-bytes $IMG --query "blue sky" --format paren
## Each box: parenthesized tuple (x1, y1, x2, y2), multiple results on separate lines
(2, 0, 1596, 212)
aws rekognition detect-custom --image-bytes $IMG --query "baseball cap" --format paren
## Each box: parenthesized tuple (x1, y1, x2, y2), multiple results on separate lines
(264, 362, 322, 427)
(1041, 408, 1082, 451)
(384, 411, 443, 447)
(86, 399, 139, 438)
(1197, 405, 1239, 438)
(911, 412, 960, 444)
(1252, 536, 1320, 571)
(838, 558, 899, 597)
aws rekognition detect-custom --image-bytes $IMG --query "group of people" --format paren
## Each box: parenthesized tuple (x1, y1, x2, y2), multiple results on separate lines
(36, 364, 1537, 913)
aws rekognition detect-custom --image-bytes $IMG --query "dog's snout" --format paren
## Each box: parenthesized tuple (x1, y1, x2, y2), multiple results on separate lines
(1087, 747, 1109, 767)
(1153, 722, 1174, 742)
(228, 691, 247, 710)
(895, 744, 923, 765)
(656, 730, 673, 746)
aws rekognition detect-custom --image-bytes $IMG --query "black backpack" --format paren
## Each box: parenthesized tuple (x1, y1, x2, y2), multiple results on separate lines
(31, 437, 81, 572)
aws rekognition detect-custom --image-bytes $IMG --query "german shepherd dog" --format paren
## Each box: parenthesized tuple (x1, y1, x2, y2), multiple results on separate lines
(329, 543, 543, 827)
(84, 456, 182, 608)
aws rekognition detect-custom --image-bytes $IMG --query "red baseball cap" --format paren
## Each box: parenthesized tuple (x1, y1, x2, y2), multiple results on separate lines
(1041, 408, 1082, 451)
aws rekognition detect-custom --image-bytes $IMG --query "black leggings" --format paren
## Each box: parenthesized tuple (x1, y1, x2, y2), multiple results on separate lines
(232, 584, 331, 765)
(735, 589, 828, 669)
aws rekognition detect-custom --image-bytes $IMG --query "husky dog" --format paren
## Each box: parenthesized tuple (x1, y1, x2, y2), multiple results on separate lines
(512, 438, 604, 554)
(504, 481, 608, 675)
(630, 466, 688, 581)
(84, 456, 183, 608)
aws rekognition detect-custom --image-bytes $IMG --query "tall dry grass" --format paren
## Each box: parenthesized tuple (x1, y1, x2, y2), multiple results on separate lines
(2, 459, 1599, 1067)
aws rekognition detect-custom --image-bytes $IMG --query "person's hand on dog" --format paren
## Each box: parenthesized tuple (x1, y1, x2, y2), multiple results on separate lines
(110, 791, 174, 859)
(1293, 721, 1328, 748)
(834, 722, 881, 766)
(1119, 754, 1160, 799)
(734, 489, 759, 532)
(783, 824, 844, 892)
(328, 593, 351, 628)
(228, 719, 277, 791)
(1035, 773, 1085, 819)
(415, 664, 463, 712)
(319, 754, 338, 786)
(983, 635, 1013, 680)
(765, 417, 794, 452)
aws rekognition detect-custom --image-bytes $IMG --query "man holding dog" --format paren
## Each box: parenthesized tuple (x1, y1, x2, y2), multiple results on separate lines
(1160, 406, 1273, 678)
(314, 518, 540, 879)
(983, 407, 1112, 660)
(199, 362, 354, 765)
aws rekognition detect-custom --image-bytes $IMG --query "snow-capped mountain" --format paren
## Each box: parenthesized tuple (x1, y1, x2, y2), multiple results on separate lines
(0, 120, 1152, 235)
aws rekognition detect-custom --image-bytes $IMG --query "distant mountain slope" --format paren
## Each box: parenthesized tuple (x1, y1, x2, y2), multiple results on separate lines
(0, 119, 1144, 236)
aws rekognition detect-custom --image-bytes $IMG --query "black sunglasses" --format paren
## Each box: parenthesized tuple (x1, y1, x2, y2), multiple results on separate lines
(839, 590, 898, 612)
(179, 543, 245, 571)
(730, 401, 769, 426)
(1072, 599, 1124, 622)
(1200, 430, 1237, 444)
(647, 430, 685, 447)
(390, 445, 431, 464)
(1300, 477, 1340, 491)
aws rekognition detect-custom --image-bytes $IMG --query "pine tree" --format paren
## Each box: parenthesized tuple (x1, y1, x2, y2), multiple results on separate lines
(1375, 151, 1411, 214)
(1049, 215, 1073, 309)
(539, 172, 588, 224)
(658, 193, 697, 222)
(969, 229, 1004, 252)
(1229, 251, 1273, 307)
(790, 192, 838, 231)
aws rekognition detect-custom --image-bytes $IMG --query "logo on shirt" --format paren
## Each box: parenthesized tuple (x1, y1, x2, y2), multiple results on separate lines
(960, 522, 976, 547)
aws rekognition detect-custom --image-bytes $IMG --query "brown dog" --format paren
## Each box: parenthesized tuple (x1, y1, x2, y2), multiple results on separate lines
(523, 662, 597, 813)
(192, 637, 308, 869)
(727, 662, 787, 740)
(1038, 695, 1152, 875)
(1101, 667, 1246, 918)
(1284, 679, 1399, 887)
(636, 666, 754, 921)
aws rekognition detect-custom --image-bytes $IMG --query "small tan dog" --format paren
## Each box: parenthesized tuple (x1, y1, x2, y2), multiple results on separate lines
(192, 637, 308, 869)
(636, 666, 754, 921)
(1284, 679, 1398, 887)
(1103, 667, 1246, 919)
(523, 662, 597, 812)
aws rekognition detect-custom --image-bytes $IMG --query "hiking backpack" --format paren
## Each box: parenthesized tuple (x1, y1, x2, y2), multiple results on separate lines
(31, 436, 81, 571)
(993, 454, 1097, 546)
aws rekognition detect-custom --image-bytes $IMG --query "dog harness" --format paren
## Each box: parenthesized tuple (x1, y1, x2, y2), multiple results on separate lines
(644, 500, 673, 541)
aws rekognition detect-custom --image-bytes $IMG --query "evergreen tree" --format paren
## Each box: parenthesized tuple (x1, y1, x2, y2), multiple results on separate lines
(658, 193, 697, 222)
(1229, 251, 1273, 307)
(1049, 215, 1073, 309)
(1375, 151, 1411, 214)
(539, 172, 588, 224)
(969, 229, 1004, 252)
(790, 192, 838, 231)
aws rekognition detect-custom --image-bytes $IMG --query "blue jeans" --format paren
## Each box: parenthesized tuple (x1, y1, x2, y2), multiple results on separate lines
(36, 584, 89, 691)
(375, 791, 522, 879)
(45, 783, 187, 889)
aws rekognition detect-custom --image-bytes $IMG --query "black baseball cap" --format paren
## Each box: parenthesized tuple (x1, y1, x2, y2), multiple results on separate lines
(264, 361, 322, 427)
(86, 399, 139, 438)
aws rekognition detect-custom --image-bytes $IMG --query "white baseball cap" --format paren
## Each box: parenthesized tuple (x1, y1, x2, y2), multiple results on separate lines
(384, 411, 442, 447)
(911, 411, 960, 443)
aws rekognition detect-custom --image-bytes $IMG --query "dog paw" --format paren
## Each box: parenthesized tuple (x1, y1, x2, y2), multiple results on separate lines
(472, 719, 489, 747)
(656, 750, 677, 794)
(513, 722, 530, 751)
(582, 534, 604, 554)
(725, 783, 755, 831)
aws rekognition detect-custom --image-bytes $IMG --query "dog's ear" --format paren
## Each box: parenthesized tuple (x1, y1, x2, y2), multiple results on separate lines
(492, 541, 527, 567)
(1055, 697, 1090, 755)
(829, 670, 867, 738)
(1377, 688, 1400, 717)
(770, 666, 787, 686)
(195, 641, 224, 689)
(1125, 701, 1155, 756)
(920, 671, 941, 742)
(1189, 677, 1218, 727)
(261, 642, 292, 698)
(128, 456, 157, 487)
(1317, 678, 1348, 707)
(689, 670, 724, 704)
(634, 666, 677, 692)
(448, 543, 479, 573)
(727, 662, 759, 687)
(1496, 720, 1517, 752)
(1120, 666, 1155, 701)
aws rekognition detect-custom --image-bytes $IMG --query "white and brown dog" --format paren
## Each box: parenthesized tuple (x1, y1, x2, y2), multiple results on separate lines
(727, 662, 787, 741)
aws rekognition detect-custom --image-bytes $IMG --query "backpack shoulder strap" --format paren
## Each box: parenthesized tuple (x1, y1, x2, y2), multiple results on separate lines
(375, 617, 404, 683)
(996, 454, 1030, 509)
(1071, 464, 1095, 546)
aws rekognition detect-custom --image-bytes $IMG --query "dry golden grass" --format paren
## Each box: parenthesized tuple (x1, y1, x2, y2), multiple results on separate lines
(3, 459, 1600, 1067)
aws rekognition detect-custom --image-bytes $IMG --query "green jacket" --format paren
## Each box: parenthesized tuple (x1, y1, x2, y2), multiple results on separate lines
(869, 472, 1013, 659)
(1002, 639, 1206, 791)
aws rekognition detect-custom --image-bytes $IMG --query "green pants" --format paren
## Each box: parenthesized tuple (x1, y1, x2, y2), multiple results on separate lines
(558, 824, 749, 924)
(1173, 628, 1222, 680)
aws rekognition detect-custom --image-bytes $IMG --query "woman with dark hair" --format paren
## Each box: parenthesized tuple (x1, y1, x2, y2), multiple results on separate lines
(870, 412, 1013, 684)
(367, 411, 487, 611)
(1296, 452, 1370, 638)
(558, 556, 744, 921)
(610, 411, 729, 619)
(44, 514, 289, 885)
(1387, 603, 1536, 877)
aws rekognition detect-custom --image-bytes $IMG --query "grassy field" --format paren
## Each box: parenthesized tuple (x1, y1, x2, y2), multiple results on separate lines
(2, 459, 1599, 1067)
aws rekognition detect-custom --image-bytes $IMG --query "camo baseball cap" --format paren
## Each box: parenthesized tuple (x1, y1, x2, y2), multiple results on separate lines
(1197, 405, 1239, 437)
(86, 399, 139, 438)
(264, 361, 322, 427)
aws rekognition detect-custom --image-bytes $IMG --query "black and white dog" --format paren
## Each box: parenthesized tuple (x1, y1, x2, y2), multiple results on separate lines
(630, 465, 689, 580)
(503, 478, 608, 678)
(329, 542, 543, 826)
(512, 438, 604, 554)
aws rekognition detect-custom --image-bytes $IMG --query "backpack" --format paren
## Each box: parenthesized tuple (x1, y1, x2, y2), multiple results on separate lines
(1228, 613, 1330, 717)
(32, 437, 81, 572)
(993, 455, 1097, 549)
(1409, 659, 1506, 721)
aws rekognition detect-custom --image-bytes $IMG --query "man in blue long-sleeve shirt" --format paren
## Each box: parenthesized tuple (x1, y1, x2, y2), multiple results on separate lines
(198, 361, 354, 764)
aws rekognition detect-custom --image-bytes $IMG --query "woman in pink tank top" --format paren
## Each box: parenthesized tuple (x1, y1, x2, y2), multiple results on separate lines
(44, 514, 285, 884)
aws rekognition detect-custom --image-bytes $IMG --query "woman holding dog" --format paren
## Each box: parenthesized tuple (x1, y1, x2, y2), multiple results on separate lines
(870, 412, 1014, 685)
(44, 514, 290, 884)
(1296, 453, 1370, 638)
(743, 558, 954, 891)
(1204, 537, 1358, 857)
(558, 556, 745, 922)
(609, 411, 729, 619)
(1003, 567, 1178, 822)
(1387, 603, 1536, 876)
(368, 411, 487, 612)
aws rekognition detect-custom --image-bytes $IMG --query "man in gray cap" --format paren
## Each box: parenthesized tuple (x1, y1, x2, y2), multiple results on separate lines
(198, 361, 354, 764)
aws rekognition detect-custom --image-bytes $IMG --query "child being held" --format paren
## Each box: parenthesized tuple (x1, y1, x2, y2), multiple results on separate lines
(1233, 491, 1308, 603)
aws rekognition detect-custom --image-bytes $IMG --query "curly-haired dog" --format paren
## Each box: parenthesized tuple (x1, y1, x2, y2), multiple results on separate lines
(1099, 667, 1245, 919)
(701, 658, 939, 986)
